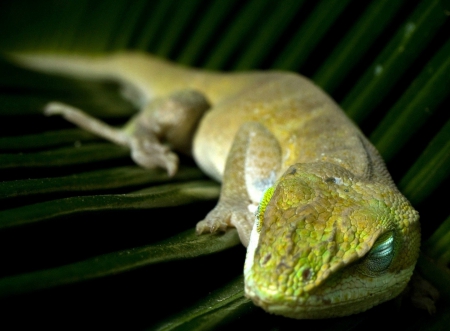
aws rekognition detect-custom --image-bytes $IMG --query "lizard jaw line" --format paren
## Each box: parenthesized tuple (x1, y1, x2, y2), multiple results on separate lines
(244, 269, 412, 319)
(245, 230, 415, 320)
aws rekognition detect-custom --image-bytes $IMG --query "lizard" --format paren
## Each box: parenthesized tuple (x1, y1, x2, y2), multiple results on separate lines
(8, 52, 421, 319)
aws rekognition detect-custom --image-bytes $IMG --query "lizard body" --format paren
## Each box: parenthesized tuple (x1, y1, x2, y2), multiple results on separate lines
(9, 52, 420, 319)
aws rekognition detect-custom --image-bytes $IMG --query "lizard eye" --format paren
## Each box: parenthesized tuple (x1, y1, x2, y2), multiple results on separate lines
(360, 231, 395, 275)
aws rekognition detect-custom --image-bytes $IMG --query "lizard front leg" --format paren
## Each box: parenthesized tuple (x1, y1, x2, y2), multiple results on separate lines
(196, 122, 282, 246)
(45, 90, 209, 176)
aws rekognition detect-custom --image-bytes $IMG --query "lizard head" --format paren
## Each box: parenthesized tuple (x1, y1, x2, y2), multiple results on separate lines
(244, 162, 420, 319)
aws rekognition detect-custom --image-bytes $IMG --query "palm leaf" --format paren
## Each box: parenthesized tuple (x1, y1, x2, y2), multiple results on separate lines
(0, 0, 449, 329)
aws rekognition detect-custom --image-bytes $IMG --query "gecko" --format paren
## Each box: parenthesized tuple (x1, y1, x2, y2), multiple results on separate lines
(8, 52, 421, 319)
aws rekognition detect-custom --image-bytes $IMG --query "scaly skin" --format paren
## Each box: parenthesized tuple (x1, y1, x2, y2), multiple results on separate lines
(8, 52, 421, 319)
(245, 163, 420, 318)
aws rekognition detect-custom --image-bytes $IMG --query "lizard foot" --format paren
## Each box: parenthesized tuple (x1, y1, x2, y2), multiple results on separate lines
(44, 102, 66, 116)
(196, 202, 255, 246)
(129, 135, 179, 176)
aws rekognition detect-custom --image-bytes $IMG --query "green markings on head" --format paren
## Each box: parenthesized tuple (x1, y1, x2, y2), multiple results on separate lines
(256, 186, 274, 233)
(244, 162, 421, 318)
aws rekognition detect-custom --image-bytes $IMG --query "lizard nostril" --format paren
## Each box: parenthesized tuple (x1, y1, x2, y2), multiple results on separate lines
(302, 268, 312, 281)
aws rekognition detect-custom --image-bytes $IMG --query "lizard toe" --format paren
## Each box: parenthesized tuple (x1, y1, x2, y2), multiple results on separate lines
(196, 211, 230, 235)
(196, 202, 254, 246)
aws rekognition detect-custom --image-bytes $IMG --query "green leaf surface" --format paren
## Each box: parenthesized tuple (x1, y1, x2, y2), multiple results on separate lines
(70, 2, 130, 52)
(0, 165, 204, 200)
(313, 0, 406, 93)
(342, 0, 447, 123)
(0, 58, 136, 118)
(272, 0, 352, 71)
(232, 0, 305, 70)
(154, 0, 203, 58)
(0, 128, 98, 152)
(0, 180, 219, 229)
(203, 0, 271, 70)
(399, 119, 450, 205)
(153, 276, 252, 331)
(134, 0, 176, 51)
(371, 38, 450, 162)
(107, 1, 149, 50)
(0, 228, 240, 298)
(0, 142, 129, 170)
(176, 0, 239, 66)
(424, 215, 450, 264)
(418, 253, 450, 301)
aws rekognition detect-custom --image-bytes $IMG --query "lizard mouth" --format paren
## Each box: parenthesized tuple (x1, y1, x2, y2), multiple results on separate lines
(246, 291, 376, 319)
(245, 284, 366, 319)
(244, 270, 410, 319)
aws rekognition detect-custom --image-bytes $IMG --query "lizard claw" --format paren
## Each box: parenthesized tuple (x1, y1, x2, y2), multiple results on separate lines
(129, 136, 179, 176)
(196, 215, 229, 235)
(196, 202, 254, 246)
(196, 203, 233, 235)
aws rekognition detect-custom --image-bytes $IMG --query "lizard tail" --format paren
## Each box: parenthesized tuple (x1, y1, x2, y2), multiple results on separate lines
(4, 51, 260, 106)
(5, 52, 119, 80)
(4, 51, 200, 106)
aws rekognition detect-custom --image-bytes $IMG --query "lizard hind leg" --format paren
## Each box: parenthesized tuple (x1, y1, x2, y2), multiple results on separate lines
(125, 89, 210, 176)
(128, 133, 179, 176)
(44, 102, 129, 146)
(196, 122, 282, 246)
(44, 90, 210, 176)
(128, 89, 211, 156)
